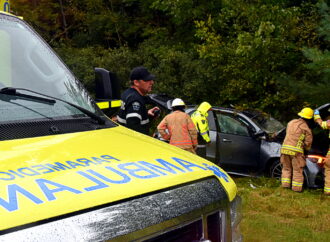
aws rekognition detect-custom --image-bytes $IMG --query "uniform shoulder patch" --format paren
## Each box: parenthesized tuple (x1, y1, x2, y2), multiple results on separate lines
(120, 101, 126, 110)
(132, 101, 141, 111)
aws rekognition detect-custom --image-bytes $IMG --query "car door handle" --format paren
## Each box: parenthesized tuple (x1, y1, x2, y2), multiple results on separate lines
(222, 138, 232, 142)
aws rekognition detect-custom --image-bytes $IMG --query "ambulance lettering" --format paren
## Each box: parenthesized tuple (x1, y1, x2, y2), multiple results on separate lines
(0, 184, 44, 212)
(139, 159, 186, 174)
(3, 0, 10, 13)
(0, 172, 15, 181)
(0, 155, 120, 181)
(77, 171, 110, 191)
(91, 167, 131, 184)
(0, 156, 229, 212)
(35, 179, 82, 201)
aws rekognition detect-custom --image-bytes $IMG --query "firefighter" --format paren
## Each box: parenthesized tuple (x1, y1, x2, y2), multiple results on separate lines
(280, 107, 314, 192)
(157, 98, 198, 154)
(191, 102, 212, 157)
(314, 109, 330, 195)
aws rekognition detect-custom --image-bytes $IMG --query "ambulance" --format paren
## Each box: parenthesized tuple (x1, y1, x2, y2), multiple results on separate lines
(0, 0, 9, 13)
(0, 4, 242, 241)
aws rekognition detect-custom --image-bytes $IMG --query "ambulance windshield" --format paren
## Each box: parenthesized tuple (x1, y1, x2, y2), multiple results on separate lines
(0, 14, 101, 122)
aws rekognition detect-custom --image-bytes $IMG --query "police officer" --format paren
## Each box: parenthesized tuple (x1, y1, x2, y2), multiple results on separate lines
(280, 107, 314, 192)
(117, 66, 159, 135)
(191, 102, 212, 157)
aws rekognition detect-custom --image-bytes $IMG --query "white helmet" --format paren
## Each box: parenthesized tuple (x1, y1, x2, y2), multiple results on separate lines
(171, 98, 185, 108)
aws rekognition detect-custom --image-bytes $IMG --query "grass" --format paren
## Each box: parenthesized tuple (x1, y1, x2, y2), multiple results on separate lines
(233, 177, 330, 242)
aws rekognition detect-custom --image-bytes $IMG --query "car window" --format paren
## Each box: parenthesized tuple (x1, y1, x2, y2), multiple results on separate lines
(216, 113, 250, 136)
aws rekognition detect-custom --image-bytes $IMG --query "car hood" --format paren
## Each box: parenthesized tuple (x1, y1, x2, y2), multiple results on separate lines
(0, 125, 237, 231)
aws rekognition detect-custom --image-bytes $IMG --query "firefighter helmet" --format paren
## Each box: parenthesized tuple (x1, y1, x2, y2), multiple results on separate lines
(171, 98, 185, 108)
(298, 107, 314, 119)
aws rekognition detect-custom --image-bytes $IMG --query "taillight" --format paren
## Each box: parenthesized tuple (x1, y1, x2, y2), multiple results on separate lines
(307, 155, 326, 168)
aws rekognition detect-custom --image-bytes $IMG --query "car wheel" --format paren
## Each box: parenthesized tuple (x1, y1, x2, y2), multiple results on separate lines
(269, 160, 282, 179)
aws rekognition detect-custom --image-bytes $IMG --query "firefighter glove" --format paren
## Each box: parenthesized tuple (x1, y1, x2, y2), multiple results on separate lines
(314, 109, 321, 120)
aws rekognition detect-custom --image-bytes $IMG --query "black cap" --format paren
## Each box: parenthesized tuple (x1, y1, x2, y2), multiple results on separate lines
(130, 66, 155, 81)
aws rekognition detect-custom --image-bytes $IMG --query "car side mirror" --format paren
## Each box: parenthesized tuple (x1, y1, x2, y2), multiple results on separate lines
(254, 129, 267, 140)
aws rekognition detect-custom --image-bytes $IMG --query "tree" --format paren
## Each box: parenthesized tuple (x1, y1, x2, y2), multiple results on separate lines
(194, 1, 321, 120)
(301, 1, 330, 106)
(11, 0, 326, 122)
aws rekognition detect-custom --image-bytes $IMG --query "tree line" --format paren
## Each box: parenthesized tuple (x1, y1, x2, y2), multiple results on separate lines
(11, 0, 330, 121)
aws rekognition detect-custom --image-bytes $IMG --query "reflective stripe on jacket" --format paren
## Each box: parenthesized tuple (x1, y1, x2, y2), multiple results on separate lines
(117, 88, 150, 134)
(157, 110, 197, 149)
(281, 119, 313, 155)
(191, 102, 211, 143)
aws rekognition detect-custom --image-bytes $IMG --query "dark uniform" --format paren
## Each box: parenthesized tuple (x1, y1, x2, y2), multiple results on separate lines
(117, 88, 150, 135)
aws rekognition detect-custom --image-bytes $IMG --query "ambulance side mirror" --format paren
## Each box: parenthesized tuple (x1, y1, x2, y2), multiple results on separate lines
(94, 68, 121, 116)
(95, 68, 121, 100)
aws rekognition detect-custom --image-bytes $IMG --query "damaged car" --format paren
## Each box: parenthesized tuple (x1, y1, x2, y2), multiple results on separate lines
(150, 94, 329, 188)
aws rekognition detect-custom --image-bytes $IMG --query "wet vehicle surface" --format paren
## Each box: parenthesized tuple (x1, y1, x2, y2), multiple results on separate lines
(0, 11, 242, 241)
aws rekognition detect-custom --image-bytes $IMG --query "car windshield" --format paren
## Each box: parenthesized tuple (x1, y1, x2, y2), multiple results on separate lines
(243, 110, 284, 134)
(0, 14, 101, 123)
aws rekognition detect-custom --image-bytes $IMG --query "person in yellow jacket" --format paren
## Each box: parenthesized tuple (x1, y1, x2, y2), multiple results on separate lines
(191, 102, 212, 157)
(280, 107, 314, 192)
(314, 109, 330, 195)
(157, 98, 198, 154)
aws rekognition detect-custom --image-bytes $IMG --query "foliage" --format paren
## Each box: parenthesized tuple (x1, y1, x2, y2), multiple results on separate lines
(11, 0, 329, 122)
(301, 1, 330, 106)
(194, 1, 321, 120)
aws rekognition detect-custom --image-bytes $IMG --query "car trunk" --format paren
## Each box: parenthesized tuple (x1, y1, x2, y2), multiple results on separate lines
(275, 103, 330, 156)
(312, 103, 330, 156)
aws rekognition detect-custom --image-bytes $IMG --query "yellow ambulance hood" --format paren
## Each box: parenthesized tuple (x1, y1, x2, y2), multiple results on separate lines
(0, 126, 237, 231)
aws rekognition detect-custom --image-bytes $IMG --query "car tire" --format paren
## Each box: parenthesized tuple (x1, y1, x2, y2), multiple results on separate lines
(269, 159, 311, 187)
(269, 159, 282, 179)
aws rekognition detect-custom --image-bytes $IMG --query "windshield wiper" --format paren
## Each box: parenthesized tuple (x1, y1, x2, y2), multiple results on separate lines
(0, 87, 56, 104)
(0, 87, 106, 125)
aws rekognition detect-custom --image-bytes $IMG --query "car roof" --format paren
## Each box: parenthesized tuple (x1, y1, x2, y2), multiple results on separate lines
(317, 103, 330, 120)
(149, 94, 329, 120)
(187, 105, 257, 117)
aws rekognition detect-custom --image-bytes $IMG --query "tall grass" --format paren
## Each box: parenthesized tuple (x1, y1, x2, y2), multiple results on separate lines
(234, 177, 330, 242)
